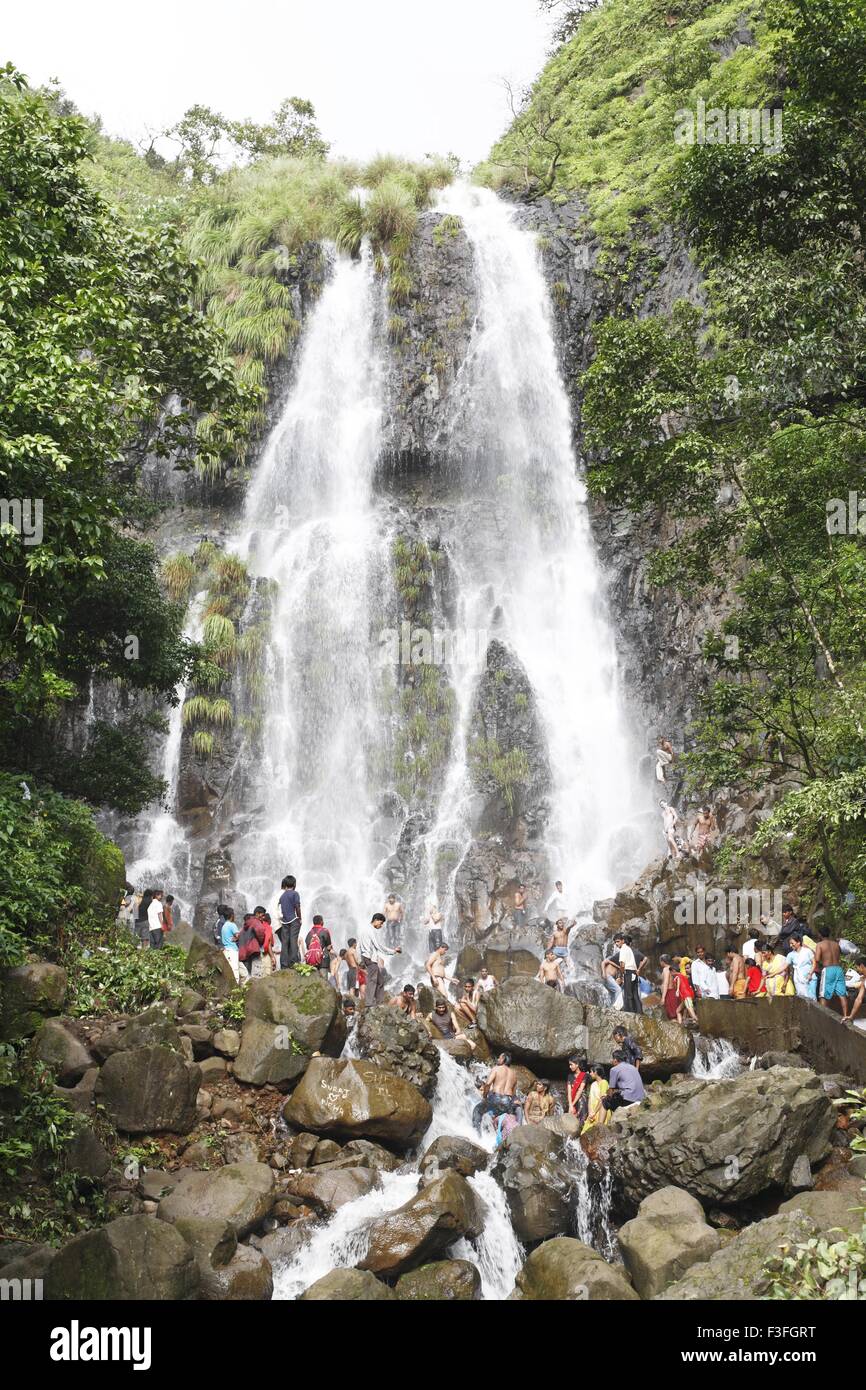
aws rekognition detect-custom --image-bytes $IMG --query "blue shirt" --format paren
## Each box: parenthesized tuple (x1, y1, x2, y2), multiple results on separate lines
(279, 889, 301, 923)
(221, 920, 238, 952)
(609, 1062, 645, 1104)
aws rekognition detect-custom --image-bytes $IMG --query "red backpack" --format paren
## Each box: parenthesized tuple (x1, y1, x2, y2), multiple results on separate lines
(305, 934, 324, 967)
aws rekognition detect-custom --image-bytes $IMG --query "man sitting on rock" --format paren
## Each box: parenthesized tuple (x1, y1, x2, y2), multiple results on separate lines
(472, 1052, 518, 1132)
(423, 998, 476, 1052)
(454, 978, 479, 1025)
(472, 966, 497, 1007)
(389, 983, 418, 1018)
(603, 1049, 646, 1112)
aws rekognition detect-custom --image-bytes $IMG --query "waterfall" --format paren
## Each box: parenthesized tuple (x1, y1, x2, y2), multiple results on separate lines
(421, 184, 650, 924)
(421, 1048, 493, 1149)
(125, 591, 206, 918)
(230, 248, 392, 931)
(567, 1137, 619, 1261)
(691, 1036, 744, 1079)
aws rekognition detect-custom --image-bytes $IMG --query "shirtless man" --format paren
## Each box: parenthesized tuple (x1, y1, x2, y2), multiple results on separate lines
(383, 893, 404, 948)
(389, 983, 418, 1018)
(424, 902, 444, 953)
(472, 1052, 518, 1132)
(726, 948, 746, 998)
(810, 928, 849, 1018)
(547, 918, 571, 961)
(345, 937, 361, 995)
(425, 941, 451, 999)
(453, 979, 478, 1026)
(536, 950, 565, 992)
(512, 884, 528, 933)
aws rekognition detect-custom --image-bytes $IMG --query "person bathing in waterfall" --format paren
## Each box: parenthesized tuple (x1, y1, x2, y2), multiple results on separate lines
(544, 880, 567, 922)
(523, 1080, 555, 1125)
(345, 938, 360, 995)
(536, 950, 565, 991)
(425, 941, 451, 999)
(659, 800, 682, 862)
(424, 901, 444, 953)
(655, 736, 675, 784)
(424, 997, 476, 1051)
(383, 893, 404, 949)
(454, 978, 479, 1025)
(512, 883, 528, 933)
(472, 1052, 518, 1132)
(547, 917, 571, 967)
(390, 983, 418, 1018)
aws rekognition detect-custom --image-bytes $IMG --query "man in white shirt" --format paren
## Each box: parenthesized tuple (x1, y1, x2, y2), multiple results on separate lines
(147, 890, 165, 950)
(604, 934, 642, 1014)
(358, 912, 401, 1007)
(544, 880, 567, 921)
(691, 944, 719, 1000)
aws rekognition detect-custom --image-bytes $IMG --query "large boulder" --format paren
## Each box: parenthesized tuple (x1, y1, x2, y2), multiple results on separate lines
(419, 1135, 489, 1183)
(359, 1171, 484, 1277)
(655, 1211, 819, 1300)
(29, 1018, 94, 1085)
(95, 1045, 201, 1134)
(617, 1187, 721, 1298)
(396, 1259, 482, 1301)
(185, 934, 236, 998)
(233, 970, 346, 1087)
(44, 1214, 199, 1301)
(92, 1004, 181, 1062)
(589, 1067, 835, 1209)
(158, 1163, 275, 1237)
(283, 1057, 432, 1148)
(510, 1237, 639, 1301)
(355, 1005, 440, 1099)
(491, 1125, 573, 1243)
(477, 977, 692, 1077)
(778, 1186, 866, 1238)
(1, 961, 67, 1040)
(301, 1268, 396, 1301)
(281, 1166, 381, 1216)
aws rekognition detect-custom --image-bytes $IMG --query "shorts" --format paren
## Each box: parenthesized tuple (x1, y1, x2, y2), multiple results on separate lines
(821, 964, 848, 999)
(553, 946, 568, 959)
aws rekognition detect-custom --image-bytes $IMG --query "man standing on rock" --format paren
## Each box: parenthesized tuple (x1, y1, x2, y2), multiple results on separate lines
(605, 933, 642, 1014)
(512, 883, 528, 934)
(358, 912, 401, 1007)
(544, 879, 567, 922)
(147, 889, 165, 950)
(425, 941, 451, 1000)
(278, 875, 302, 969)
(810, 927, 849, 1018)
(726, 947, 747, 998)
(472, 1052, 518, 1132)
(383, 893, 404, 948)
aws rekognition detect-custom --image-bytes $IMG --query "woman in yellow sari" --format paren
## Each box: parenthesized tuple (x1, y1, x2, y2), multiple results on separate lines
(582, 1064, 611, 1132)
(764, 948, 795, 997)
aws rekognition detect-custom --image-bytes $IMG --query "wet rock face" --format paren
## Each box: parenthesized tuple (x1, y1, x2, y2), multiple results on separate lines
(589, 1067, 835, 1210)
(477, 975, 693, 1076)
(419, 1135, 489, 1183)
(358, 1169, 484, 1276)
(380, 211, 477, 468)
(300, 1268, 397, 1301)
(491, 1125, 574, 1244)
(355, 1004, 441, 1099)
(283, 1056, 433, 1149)
(466, 638, 551, 843)
(510, 1235, 639, 1301)
(396, 1259, 482, 1301)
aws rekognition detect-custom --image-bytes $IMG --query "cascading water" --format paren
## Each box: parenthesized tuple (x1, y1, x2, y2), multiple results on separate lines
(125, 592, 206, 918)
(229, 248, 394, 931)
(691, 1036, 744, 1079)
(420, 184, 651, 932)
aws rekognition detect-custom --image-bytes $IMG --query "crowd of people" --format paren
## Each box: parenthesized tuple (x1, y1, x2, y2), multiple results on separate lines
(471, 1023, 647, 1143)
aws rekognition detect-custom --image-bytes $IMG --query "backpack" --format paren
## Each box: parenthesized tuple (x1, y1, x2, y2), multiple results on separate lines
(238, 926, 261, 963)
(305, 934, 324, 967)
(253, 920, 267, 948)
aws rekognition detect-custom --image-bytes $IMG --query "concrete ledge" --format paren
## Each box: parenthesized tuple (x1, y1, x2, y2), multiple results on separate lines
(696, 996, 866, 1083)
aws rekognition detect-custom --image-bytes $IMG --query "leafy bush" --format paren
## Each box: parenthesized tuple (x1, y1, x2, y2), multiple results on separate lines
(0, 773, 124, 970)
(764, 1215, 866, 1299)
(65, 926, 188, 1017)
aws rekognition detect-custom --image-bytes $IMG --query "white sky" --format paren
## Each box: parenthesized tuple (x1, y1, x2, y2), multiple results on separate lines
(5, 0, 555, 165)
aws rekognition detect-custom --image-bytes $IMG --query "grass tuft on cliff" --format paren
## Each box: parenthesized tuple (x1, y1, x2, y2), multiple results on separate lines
(478, 0, 774, 238)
